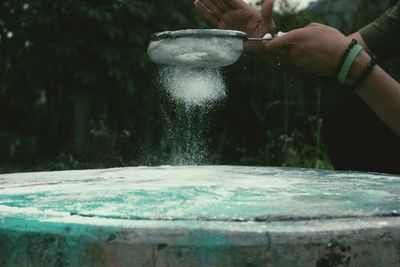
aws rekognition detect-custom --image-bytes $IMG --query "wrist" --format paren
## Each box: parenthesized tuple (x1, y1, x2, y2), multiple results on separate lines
(345, 51, 371, 86)
(337, 42, 364, 84)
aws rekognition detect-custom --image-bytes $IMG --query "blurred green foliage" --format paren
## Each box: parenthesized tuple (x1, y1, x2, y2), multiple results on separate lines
(0, 0, 396, 173)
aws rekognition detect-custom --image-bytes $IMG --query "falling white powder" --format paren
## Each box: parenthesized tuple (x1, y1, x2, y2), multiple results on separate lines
(159, 66, 226, 107)
(150, 32, 230, 164)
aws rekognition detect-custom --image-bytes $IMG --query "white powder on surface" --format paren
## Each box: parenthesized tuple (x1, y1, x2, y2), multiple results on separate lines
(159, 66, 226, 108)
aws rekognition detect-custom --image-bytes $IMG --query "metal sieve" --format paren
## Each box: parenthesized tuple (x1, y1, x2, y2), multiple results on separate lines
(147, 29, 274, 68)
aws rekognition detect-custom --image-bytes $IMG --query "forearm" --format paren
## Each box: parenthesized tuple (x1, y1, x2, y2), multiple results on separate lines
(347, 32, 371, 55)
(346, 51, 400, 137)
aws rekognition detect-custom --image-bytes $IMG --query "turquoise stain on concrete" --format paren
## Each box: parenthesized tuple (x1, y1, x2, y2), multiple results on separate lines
(0, 218, 96, 266)
(1, 166, 400, 266)
(187, 231, 231, 265)
(1, 166, 400, 221)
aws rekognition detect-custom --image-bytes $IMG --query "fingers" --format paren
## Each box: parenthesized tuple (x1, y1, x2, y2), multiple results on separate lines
(264, 30, 295, 56)
(203, 0, 224, 16)
(194, 0, 220, 26)
(223, 0, 244, 10)
(261, 0, 274, 19)
(213, 0, 231, 11)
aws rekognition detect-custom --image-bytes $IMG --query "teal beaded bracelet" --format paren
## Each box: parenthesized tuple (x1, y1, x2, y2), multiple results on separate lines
(335, 39, 357, 77)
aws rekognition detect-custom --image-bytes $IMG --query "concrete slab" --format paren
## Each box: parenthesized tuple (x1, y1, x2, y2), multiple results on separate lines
(0, 166, 400, 266)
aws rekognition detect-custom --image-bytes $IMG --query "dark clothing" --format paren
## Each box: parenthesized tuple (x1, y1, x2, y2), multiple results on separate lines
(359, 2, 400, 59)
(323, 93, 400, 174)
(323, 2, 400, 174)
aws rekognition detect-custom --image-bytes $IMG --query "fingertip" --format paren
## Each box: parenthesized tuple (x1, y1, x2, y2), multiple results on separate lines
(194, 0, 206, 13)
(194, 0, 202, 10)
(307, 22, 321, 27)
(193, 0, 220, 26)
(269, 0, 276, 9)
(262, 0, 274, 18)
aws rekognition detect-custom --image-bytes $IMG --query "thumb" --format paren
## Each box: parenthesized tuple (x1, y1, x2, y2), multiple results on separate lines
(261, 0, 274, 19)
(264, 31, 293, 56)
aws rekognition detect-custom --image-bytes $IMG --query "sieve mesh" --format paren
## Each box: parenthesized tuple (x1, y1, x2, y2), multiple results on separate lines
(148, 30, 246, 68)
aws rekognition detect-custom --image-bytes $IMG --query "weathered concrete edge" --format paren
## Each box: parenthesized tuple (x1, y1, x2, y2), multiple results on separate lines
(2, 209, 400, 246)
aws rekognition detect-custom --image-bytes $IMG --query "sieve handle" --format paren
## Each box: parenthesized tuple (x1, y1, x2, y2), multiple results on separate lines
(246, 37, 273, 42)
(246, 32, 286, 42)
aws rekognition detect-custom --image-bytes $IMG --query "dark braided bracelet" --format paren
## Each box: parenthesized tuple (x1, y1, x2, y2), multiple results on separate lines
(335, 39, 358, 77)
(351, 55, 378, 90)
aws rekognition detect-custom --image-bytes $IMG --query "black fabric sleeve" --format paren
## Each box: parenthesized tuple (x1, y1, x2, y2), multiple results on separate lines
(359, 2, 400, 59)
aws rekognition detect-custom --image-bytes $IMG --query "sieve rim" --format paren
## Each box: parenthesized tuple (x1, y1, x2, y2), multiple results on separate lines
(150, 29, 247, 41)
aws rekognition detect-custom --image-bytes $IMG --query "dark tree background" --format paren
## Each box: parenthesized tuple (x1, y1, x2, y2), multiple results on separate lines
(0, 0, 397, 173)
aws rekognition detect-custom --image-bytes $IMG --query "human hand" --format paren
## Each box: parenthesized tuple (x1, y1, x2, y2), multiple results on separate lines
(265, 23, 351, 76)
(194, 0, 276, 53)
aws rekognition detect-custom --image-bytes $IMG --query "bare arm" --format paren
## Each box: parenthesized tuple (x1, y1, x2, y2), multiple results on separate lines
(347, 32, 400, 137)
(346, 50, 400, 137)
(347, 32, 371, 55)
(266, 24, 400, 137)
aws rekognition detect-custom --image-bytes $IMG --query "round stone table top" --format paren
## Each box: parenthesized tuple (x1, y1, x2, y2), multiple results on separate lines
(1, 166, 400, 266)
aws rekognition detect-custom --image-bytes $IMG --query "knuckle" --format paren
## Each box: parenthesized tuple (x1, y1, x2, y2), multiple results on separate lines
(289, 48, 301, 58)
(292, 53, 307, 67)
(308, 22, 321, 27)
